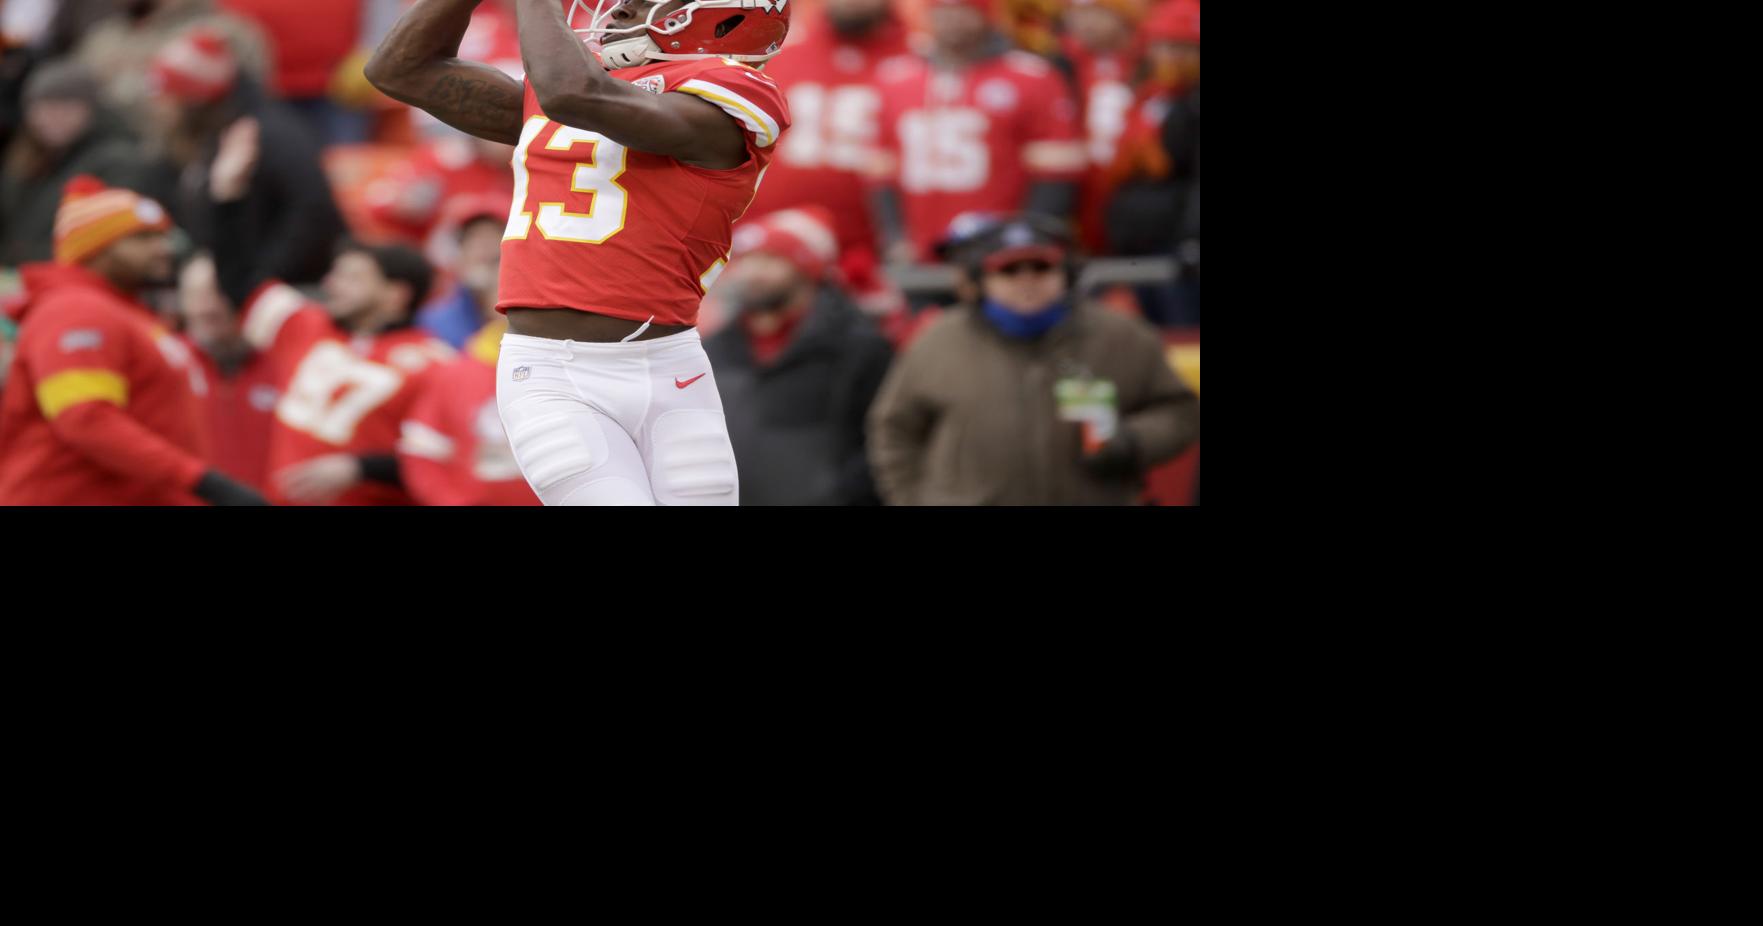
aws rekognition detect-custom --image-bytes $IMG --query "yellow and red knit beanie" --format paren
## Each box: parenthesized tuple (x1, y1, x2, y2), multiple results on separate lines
(53, 176, 173, 266)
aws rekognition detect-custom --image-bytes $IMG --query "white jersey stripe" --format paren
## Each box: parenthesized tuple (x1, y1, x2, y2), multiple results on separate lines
(242, 283, 308, 351)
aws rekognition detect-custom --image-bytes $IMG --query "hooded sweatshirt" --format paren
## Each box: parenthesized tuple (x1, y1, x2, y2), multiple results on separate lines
(0, 262, 210, 505)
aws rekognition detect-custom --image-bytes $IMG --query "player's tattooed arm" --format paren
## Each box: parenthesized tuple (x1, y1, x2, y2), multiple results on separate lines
(514, 0, 747, 169)
(365, 0, 522, 145)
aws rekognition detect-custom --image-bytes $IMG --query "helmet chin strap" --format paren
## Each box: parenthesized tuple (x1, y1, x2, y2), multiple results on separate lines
(600, 35, 660, 69)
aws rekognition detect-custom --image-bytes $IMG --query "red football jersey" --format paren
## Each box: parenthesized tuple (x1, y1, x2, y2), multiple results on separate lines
(397, 321, 539, 506)
(239, 283, 455, 506)
(495, 58, 791, 327)
(742, 14, 912, 269)
(875, 51, 1087, 260)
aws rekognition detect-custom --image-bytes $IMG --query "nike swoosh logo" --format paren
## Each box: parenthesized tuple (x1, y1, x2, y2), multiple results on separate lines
(676, 374, 707, 389)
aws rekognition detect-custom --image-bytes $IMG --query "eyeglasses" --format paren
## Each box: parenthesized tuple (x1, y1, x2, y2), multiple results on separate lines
(991, 260, 1058, 278)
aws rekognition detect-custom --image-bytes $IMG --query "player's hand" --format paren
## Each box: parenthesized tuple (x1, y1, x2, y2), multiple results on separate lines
(210, 117, 261, 202)
(275, 454, 364, 504)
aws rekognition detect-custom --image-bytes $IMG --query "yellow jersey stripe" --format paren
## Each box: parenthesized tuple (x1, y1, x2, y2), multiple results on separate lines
(36, 368, 128, 419)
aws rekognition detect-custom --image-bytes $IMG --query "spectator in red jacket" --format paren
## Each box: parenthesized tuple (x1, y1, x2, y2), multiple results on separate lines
(0, 175, 267, 505)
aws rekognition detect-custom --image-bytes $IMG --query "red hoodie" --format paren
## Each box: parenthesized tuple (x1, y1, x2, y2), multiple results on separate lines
(0, 264, 210, 505)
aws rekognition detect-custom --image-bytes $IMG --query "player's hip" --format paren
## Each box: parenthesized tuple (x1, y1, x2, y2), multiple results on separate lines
(496, 329, 723, 416)
(504, 307, 693, 343)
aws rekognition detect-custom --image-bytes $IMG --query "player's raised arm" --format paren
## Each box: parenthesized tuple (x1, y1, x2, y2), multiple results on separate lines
(514, 0, 747, 169)
(365, 0, 523, 145)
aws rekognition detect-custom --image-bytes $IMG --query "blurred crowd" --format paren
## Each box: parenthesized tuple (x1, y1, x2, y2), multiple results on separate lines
(0, 0, 1200, 505)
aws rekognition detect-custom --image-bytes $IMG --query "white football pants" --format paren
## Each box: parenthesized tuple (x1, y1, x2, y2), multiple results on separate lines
(496, 329, 738, 506)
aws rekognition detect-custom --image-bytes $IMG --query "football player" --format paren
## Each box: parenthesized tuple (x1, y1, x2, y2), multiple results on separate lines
(366, 0, 793, 505)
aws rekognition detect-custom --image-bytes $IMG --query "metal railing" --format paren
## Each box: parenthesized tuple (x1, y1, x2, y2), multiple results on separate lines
(884, 256, 1180, 298)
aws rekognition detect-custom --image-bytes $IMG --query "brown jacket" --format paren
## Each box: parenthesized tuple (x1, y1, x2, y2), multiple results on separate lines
(867, 303, 1198, 505)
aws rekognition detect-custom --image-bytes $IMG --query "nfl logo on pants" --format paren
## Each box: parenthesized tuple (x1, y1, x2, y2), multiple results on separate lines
(513, 365, 530, 382)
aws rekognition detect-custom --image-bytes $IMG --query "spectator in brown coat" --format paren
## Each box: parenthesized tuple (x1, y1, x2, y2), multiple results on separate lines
(867, 215, 1197, 505)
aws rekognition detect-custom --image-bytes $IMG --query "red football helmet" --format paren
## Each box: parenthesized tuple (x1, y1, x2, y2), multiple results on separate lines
(569, 0, 792, 68)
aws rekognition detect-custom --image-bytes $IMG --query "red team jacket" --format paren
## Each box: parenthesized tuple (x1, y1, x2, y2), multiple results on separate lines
(875, 50, 1087, 259)
(237, 282, 453, 505)
(495, 58, 791, 326)
(184, 340, 279, 494)
(397, 320, 538, 506)
(0, 264, 210, 505)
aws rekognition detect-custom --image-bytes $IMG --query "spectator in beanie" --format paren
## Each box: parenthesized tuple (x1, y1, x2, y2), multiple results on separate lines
(705, 209, 895, 506)
(867, 214, 1197, 505)
(0, 175, 267, 505)
(2, 60, 161, 268)
(144, 24, 346, 288)
(74, 0, 272, 124)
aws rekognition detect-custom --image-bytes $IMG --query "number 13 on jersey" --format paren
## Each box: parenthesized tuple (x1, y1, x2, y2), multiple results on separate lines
(505, 115, 631, 244)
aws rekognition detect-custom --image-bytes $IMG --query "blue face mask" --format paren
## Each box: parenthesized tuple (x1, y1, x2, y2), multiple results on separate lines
(982, 298, 1070, 340)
